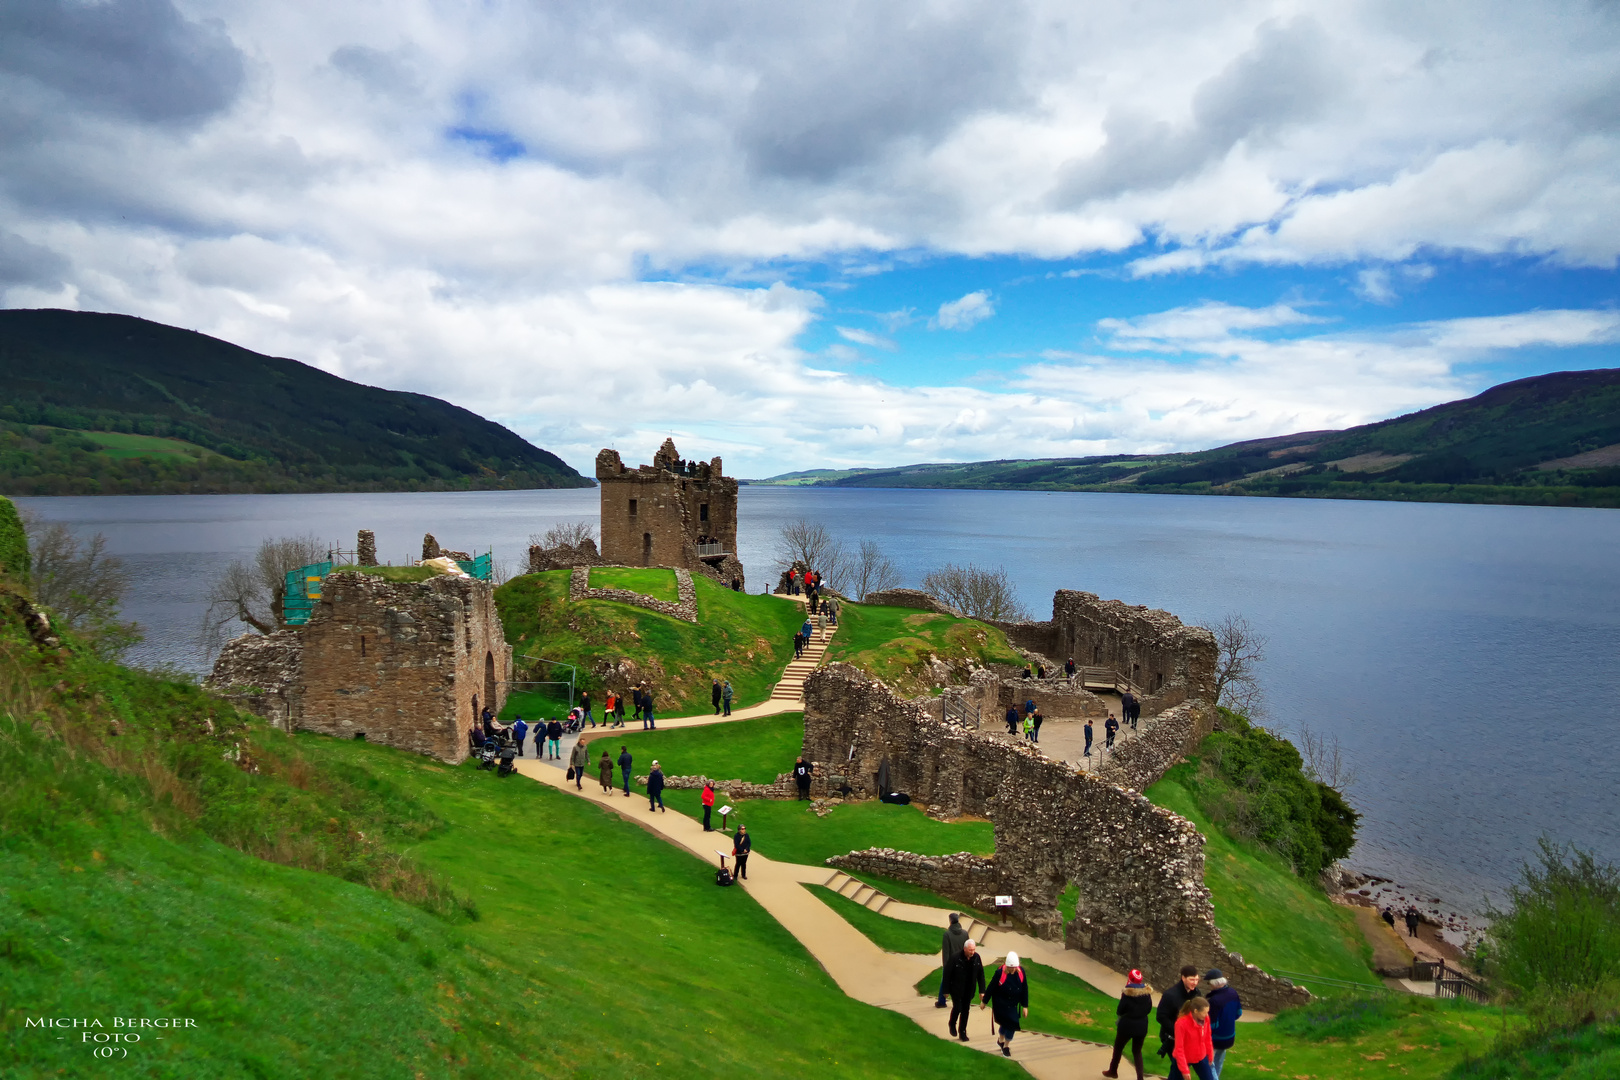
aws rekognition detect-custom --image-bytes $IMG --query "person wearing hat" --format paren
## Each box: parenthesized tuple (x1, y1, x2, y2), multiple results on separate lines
(943, 939, 985, 1041)
(980, 950, 1028, 1057)
(647, 760, 666, 813)
(1203, 969, 1242, 1078)
(732, 824, 751, 880)
(1102, 969, 1153, 1079)
(1156, 965, 1202, 1076)
(936, 913, 971, 1008)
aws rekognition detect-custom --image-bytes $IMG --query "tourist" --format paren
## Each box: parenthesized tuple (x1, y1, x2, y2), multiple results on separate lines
(801, 617, 813, 644)
(604, 690, 616, 725)
(618, 745, 633, 796)
(1004, 705, 1019, 735)
(569, 737, 590, 790)
(793, 631, 804, 659)
(1172, 997, 1216, 1080)
(1084, 718, 1094, 757)
(1156, 965, 1202, 1075)
(1065, 657, 1076, 678)
(546, 717, 563, 759)
(1123, 690, 1140, 729)
(1102, 968, 1152, 1079)
(1032, 710, 1044, 743)
(1024, 697, 1036, 718)
(598, 749, 613, 793)
(1022, 665, 1032, 680)
(712, 678, 723, 715)
(470, 725, 484, 752)
(1105, 714, 1119, 749)
(980, 950, 1028, 1058)
(614, 692, 626, 727)
(1204, 968, 1242, 1078)
(581, 690, 593, 727)
(793, 756, 813, 799)
(1021, 713, 1035, 742)
(936, 913, 970, 1009)
(1381, 907, 1397, 930)
(632, 685, 644, 723)
(512, 716, 528, 757)
(945, 939, 986, 1041)
(722, 680, 733, 716)
(732, 824, 751, 880)
(643, 689, 656, 730)
(647, 760, 666, 813)
(1035, 662, 1045, 678)
(1405, 907, 1420, 938)
(701, 780, 716, 831)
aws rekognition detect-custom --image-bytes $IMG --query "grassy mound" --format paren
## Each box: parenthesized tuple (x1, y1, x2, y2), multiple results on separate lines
(1446, 1022, 1620, 1079)
(589, 566, 679, 601)
(1147, 767, 1378, 989)
(495, 570, 803, 716)
(825, 603, 1024, 696)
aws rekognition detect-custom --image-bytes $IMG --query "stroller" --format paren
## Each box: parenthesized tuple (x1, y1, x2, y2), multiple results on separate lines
(496, 741, 517, 777)
(477, 740, 499, 771)
(562, 709, 584, 735)
(715, 852, 734, 887)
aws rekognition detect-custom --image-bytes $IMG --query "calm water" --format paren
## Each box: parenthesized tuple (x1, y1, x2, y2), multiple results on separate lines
(16, 487, 1620, 911)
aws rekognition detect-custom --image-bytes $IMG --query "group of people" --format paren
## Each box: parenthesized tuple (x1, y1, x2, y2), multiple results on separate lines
(1382, 905, 1424, 938)
(934, 915, 1029, 1056)
(999, 692, 1143, 760)
(792, 613, 829, 659)
(469, 708, 565, 760)
(710, 678, 734, 716)
(1004, 700, 1045, 743)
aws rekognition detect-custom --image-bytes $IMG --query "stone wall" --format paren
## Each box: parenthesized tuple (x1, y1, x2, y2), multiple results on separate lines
(801, 664, 1308, 1012)
(996, 677, 1111, 721)
(528, 538, 606, 573)
(569, 566, 698, 623)
(1094, 700, 1215, 793)
(595, 439, 743, 588)
(827, 849, 999, 907)
(206, 629, 304, 730)
(635, 772, 799, 800)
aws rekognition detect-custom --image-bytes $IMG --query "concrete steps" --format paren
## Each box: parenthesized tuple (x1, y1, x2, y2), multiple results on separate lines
(820, 871, 994, 944)
(769, 619, 838, 703)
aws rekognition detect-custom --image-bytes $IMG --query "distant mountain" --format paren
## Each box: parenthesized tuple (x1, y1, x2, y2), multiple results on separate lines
(761, 369, 1620, 508)
(0, 309, 590, 495)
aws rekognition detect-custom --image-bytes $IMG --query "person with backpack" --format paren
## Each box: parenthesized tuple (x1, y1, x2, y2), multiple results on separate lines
(512, 716, 528, 757)
(1157, 965, 1202, 1076)
(1172, 997, 1216, 1080)
(701, 781, 716, 831)
(980, 951, 1028, 1057)
(617, 746, 633, 796)
(647, 760, 666, 813)
(936, 913, 970, 1009)
(1102, 969, 1153, 1080)
(1204, 969, 1242, 1078)
(944, 938, 985, 1041)
(569, 737, 590, 790)
(722, 680, 733, 716)
(732, 824, 751, 880)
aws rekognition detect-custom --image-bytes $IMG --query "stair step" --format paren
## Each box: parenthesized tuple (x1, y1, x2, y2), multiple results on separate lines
(823, 871, 849, 890)
(870, 896, 891, 915)
(837, 878, 864, 898)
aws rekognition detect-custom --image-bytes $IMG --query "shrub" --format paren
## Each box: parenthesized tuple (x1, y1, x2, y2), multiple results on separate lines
(0, 495, 26, 579)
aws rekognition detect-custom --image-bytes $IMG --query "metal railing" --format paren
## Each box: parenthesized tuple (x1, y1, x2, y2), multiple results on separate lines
(695, 542, 728, 557)
(942, 690, 980, 728)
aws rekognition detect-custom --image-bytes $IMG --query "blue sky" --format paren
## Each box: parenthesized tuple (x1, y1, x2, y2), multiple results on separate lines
(1, 0, 1618, 476)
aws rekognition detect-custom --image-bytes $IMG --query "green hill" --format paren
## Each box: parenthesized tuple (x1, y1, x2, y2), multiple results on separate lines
(0, 308, 589, 495)
(793, 369, 1620, 508)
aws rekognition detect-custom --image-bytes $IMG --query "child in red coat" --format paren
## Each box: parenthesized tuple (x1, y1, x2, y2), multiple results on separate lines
(1173, 997, 1216, 1080)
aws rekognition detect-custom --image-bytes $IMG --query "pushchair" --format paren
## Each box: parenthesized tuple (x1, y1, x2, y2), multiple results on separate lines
(496, 743, 517, 777)
(477, 740, 499, 770)
(562, 709, 584, 735)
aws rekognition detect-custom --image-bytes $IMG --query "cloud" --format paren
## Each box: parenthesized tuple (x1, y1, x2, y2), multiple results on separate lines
(932, 290, 995, 331)
(1100, 301, 1325, 348)
(1354, 268, 1397, 304)
(835, 326, 895, 349)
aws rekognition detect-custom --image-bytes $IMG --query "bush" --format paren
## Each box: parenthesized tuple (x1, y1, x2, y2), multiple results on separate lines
(0, 495, 26, 579)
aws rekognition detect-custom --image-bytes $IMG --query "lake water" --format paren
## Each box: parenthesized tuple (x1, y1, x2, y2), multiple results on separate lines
(16, 486, 1620, 913)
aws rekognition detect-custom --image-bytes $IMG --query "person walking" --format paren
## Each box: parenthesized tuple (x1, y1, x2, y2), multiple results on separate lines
(512, 716, 528, 757)
(801, 617, 814, 646)
(643, 689, 656, 730)
(1105, 714, 1119, 749)
(617, 745, 633, 796)
(1021, 713, 1035, 743)
(701, 781, 716, 831)
(1084, 718, 1094, 757)
(614, 692, 626, 727)
(1123, 690, 1140, 729)
(793, 631, 803, 660)
(581, 690, 594, 728)
(1405, 907, 1420, 938)
(1065, 657, 1076, 678)
(1004, 704, 1019, 735)
(569, 737, 590, 790)
(547, 717, 563, 759)
(1381, 907, 1397, 930)
(793, 756, 813, 799)
(945, 939, 986, 1041)
(1157, 965, 1203, 1077)
(597, 749, 614, 793)
(732, 824, 751, 880)
(1102, 968, 1153, 1080)
(981, 951, 1028, 1058)
(1172, 997, 1216, 1080)
(722, 680, 733, 716)
(711, 678, 723, 715)
(936, 913, 970, 1009)
(647, 760, 666, 813)
(1032, 710, 1043, 743)
(1204, 968, 1242, 1078)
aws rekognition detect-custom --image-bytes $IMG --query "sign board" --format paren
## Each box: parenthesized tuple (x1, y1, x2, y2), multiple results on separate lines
(718, 805, 733, 816)
(995, 895, 1014, 908)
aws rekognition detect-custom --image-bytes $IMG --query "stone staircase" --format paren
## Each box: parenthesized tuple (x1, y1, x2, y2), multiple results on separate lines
(769, 616, 838, 703)
(820, 870, 994, 945)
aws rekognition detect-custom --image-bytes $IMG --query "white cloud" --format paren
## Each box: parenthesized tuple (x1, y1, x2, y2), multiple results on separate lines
(1354, 268, 1396, 304)
(835, 325, 896, 349)
(1100, 301, 1326, 348)
(932, 290, 995, 330)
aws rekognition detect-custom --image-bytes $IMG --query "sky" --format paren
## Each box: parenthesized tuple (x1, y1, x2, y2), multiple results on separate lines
(2, 0, 1618, 478)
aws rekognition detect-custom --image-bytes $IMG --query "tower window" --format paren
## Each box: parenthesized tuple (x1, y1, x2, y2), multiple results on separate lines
(699, 503, 709, 522)
(628, 498, 638, 517)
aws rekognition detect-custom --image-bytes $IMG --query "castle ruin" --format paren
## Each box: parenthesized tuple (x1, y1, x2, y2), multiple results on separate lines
(594, 438, 745, 588)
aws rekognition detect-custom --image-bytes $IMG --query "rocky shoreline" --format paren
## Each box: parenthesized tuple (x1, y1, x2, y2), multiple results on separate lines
(1328, 865, 1483, 960)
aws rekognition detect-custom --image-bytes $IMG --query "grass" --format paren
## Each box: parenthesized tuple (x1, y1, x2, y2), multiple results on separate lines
(913, 959, 1119, 1044)
(588, 566, 679, 601)
(843, 870, 969, 912)
(1147, 767, 1380, 990)
(807, 883, 943, 953)
(77, 428, 210, 459)
(826, 604, 1025, 696)
(1446, 1022, 1620, 1078)
(354, 564, 437, 582)
(591, 712, 806, 783)
(496, 569, 804, 715)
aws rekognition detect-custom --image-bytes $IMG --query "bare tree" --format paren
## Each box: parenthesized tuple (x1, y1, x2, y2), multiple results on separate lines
(848, 539, 902, 601)
(776, 519, 849, 591)
(1297, 724, 1359, 791)
(1210, 613, 1267, 715)
(920, 563, 1031, 621)
(20, 513, 140, 657)
(533, 521, 597, 549)
(201, 534, 331, 653)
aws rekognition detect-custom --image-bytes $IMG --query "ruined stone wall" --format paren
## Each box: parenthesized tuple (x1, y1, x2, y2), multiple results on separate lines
(296, 572, 511, 763)
(595, 440, 742, 587)
(528, 538, 606, 573)
(569, 566, 698, 622)
(996, 677, 1111, 721)
(801, 664, 1307, 1011)
(828, 849, 999, 905)
(1094, 700, 1215, 793)
(206, 629, 304, 731)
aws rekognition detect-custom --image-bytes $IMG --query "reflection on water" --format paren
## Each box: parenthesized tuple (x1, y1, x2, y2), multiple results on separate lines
(17, 486, 1620, 911)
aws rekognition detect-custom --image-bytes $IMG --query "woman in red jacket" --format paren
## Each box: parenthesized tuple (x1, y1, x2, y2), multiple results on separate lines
(1173, 996, 1216, 1080)
(701, 781, 716, 832)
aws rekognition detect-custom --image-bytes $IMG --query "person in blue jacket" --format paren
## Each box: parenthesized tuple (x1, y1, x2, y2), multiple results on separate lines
(512, 716, 528, 757)
(1203, 968, 1243, 1079)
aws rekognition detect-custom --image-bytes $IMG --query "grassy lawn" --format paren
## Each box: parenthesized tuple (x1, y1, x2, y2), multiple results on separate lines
(807, 883, 943, 953)
(589, 566, 679, 601)
(77, 428, 211, 459)
(496, 570, 804, 715)
(827, 604, 1025, 696)
(913, 960, 1119, 1044)
(593, 712, 806, 783)
(843, 869, 967, 911)
(1147, 767, 1379, 989)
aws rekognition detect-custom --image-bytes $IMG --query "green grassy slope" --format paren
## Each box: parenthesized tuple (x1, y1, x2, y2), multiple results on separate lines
(825, 604, 1025, 696)
(589, 566, 680, 601)
(804, 369, 1620, 508)
(807, 884, 942, 953)
(495, 569, 804, 716)
(0, 308, 588, 495)
(912, 960, 1120, 1044)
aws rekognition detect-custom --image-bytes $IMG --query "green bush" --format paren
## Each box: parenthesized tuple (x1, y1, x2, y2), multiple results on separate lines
(0, 495, 26, 579)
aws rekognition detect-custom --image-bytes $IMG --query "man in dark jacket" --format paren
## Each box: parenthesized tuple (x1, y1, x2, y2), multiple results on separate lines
(642, 689, 656, 730)
(1204, 968, 1242, 1078)
(711, 678, 722, 715)
(1105, 714, 1119, 749)
(1157, 965, 1203, 1078)
(732, 825, 751, 880)
(617, 746, 633, 796)
(1004, 705, 1019, 734)
(512, 716, 528, 757)
(793, 756, 813, 799)
(1405, 907, 1421, 938)
(944, 938, 985, 1040)
(1103, 968, 1153, 1079)
(647, 760, 666, 813)
(936, 913, 971, 1008)
(546, 717, 563, 759)
(1122, 690, 1140, 728)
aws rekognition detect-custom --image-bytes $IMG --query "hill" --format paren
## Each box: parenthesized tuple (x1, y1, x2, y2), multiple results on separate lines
(0, 308, 589, 495)
(759, 369, 1620, 508)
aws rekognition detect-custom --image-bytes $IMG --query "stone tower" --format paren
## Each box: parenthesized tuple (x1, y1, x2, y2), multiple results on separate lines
(595, 439, 745, 587)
